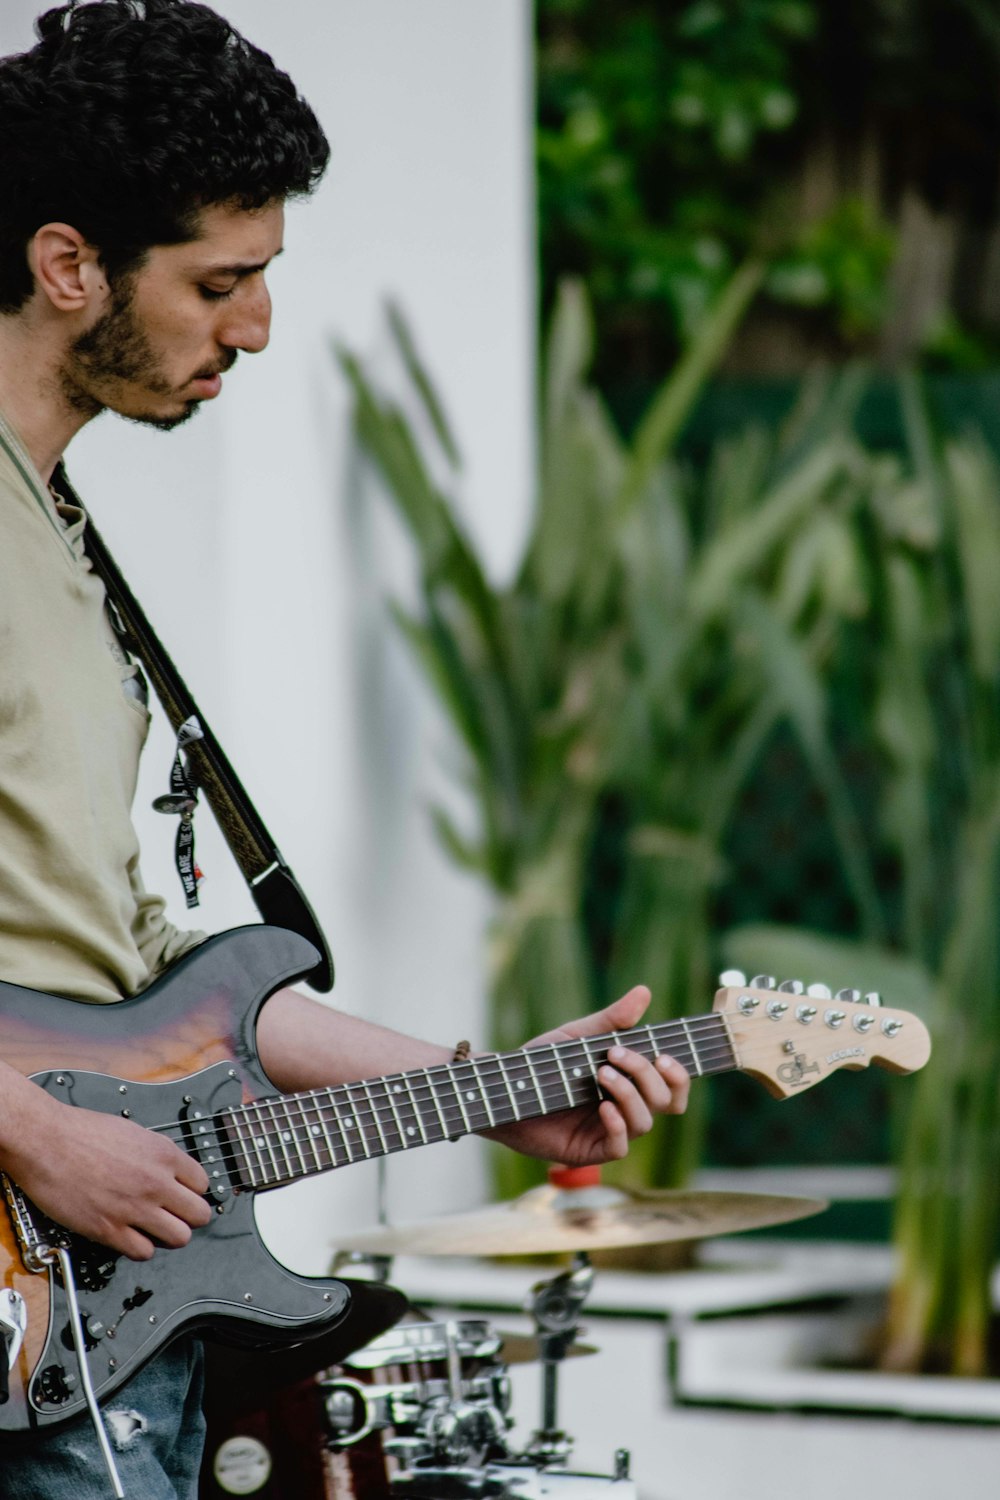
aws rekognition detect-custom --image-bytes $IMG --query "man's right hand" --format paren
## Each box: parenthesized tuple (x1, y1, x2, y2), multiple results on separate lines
(1, 1070, 212, 1261)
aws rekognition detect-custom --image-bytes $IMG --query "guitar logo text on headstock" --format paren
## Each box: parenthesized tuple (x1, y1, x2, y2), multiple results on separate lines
(776, 1052, 822, 1087)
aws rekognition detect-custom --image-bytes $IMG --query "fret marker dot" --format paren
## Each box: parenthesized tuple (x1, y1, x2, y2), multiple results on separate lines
(573, 1068, 583, 1078)
(516, 1080, 526, 1090)
(393, 1085, 403, 1094)
(407, 1127, 416, 1137)
(282, 1131, 292, 1143)
(466, 1091, 476, 1101)
(344, 1117, 356, 1130)
(311, 1125, 322, 1136)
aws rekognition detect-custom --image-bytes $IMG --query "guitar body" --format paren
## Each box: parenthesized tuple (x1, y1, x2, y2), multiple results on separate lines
(0, 926, 362, 1435)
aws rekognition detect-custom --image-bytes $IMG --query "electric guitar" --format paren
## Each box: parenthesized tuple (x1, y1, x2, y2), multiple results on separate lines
(0, 925, 931, 1434)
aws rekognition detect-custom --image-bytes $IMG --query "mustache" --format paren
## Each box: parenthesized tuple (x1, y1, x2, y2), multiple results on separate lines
(192, 350, 238, 381)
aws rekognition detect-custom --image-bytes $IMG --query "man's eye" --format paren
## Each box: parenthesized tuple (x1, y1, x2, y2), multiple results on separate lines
(200, 285, 237, 302)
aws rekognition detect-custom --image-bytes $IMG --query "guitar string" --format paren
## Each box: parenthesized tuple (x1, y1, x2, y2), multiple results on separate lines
(140, 1016, 737, 1141)
(142, 1014, 884, 1150)
(140, 1018, 885, 1177)
(143, 1032, 738, 1168)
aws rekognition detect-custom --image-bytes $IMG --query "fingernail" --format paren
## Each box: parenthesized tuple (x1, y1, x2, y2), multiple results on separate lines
(608, 1046, 626, 1063)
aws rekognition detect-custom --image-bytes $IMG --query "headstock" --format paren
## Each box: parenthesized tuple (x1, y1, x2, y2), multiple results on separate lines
(713, 971, 932, 1100)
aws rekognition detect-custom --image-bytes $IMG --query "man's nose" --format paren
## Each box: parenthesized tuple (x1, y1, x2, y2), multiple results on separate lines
(221, 281, 272, 354)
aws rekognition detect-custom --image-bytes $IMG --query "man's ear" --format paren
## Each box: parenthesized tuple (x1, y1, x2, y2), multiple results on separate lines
(28, 224, 108, 312)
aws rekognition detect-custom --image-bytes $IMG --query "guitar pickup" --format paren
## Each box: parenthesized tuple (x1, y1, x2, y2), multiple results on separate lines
(179, 1078, 242, 1203)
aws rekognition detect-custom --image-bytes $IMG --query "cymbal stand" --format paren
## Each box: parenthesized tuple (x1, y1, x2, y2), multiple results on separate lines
(523, 1254, 593, 1466)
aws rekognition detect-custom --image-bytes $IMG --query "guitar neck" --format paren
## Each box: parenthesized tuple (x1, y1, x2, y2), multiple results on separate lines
(220, 1013, 735, 1192)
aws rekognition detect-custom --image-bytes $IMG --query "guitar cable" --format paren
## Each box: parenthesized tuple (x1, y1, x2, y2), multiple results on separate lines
(52, 1246, 125, 1498)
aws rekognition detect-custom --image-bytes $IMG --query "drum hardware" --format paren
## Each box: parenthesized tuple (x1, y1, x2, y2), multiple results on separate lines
(323, 1316, 515, 1490)
(522, 1256, 594, 1468)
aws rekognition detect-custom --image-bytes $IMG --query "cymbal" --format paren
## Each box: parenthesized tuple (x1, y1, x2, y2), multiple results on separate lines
(331, 1183, 827, 1258)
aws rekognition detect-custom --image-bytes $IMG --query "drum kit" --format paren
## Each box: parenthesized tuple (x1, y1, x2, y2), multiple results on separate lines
(200, 1167, 826, 1500)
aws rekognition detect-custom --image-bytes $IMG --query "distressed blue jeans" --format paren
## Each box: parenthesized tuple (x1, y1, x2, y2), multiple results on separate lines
(1, 1339, 205, 1500)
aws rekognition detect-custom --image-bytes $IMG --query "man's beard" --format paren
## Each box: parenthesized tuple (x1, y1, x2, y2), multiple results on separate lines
(60, 278, 199, 432)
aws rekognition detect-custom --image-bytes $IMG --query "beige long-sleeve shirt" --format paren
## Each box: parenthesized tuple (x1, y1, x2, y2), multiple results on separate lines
(0, 411, 200, 1002)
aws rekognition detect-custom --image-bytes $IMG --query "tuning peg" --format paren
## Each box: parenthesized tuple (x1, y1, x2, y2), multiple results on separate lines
(777, 979, 805, 994)
(864, 992, 882, 1008)
(719, 969, 746, 986)
(835, 988, 862, 1003)
(806, 983, 832, 1000)
(749, 974, 776, 990)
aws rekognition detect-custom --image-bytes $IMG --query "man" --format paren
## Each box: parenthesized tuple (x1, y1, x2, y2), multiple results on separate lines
(0, 2, 689, 1495)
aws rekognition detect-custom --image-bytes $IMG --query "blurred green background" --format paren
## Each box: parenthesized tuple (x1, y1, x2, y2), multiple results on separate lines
(341, 0, 1000, 1377)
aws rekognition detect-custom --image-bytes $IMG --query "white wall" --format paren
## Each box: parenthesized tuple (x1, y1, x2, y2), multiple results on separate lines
(0, 1, 535, 1272)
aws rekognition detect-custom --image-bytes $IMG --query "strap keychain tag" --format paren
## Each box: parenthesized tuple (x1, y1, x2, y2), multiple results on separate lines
(153, 715, 205, 908)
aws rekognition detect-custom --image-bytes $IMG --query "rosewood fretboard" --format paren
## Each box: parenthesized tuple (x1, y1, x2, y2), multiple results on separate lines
(219, 1014, 736, 1191)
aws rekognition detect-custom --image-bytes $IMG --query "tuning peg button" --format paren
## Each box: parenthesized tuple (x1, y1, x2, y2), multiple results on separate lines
(778, 979, 805, 994)
(865, 992, 882, 1008)
(835, 988, 862, 1003)
(806, 983, 832, 1000)
(719, 970, 746, 987)
(749, 974, 777, 990)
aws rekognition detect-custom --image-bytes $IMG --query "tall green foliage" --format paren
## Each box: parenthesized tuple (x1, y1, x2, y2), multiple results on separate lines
(342, 284, 1000, 1373)
(339, 271, 882, 1198)
(722, 381, 1000, 1375)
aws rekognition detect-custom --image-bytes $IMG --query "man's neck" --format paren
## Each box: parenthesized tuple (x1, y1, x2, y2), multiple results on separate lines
(0, 313, 93, 483)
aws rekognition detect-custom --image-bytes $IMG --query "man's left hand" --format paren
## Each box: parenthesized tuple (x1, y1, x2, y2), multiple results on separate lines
(485, 985, 690, 1166)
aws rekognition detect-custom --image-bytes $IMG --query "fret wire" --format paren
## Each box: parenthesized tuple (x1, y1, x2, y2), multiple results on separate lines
(497, 1055, 520, 1120)
(280, 1098, 309, 1177)
(681, 1019, 704, 1075)
(506, 1055, 537, 1114)
(248, 1101, 281, 1185)
(330, 1090, 357, 1163)
(549, 1043, 574, 1108)
(302, 1092, 338, 1170)
(227, 1111, 258, 1188)
(381, 1077, 409, 1149)
(522, 1048, 544, 1112)
(233, 1107, 265, 1184)
(269, 1101, 296, 1179)
(297, 1100, 325, 1172)
(401, 1074, 428, 1140)
(446, 1066, 473, 1134)
(467, 1058, 495, 1128)
(424, 1070, 452, 1140)
(361, 1081, 390, 1154)
(341, 1086, 369, 1160)
(578, 1037, 599, 1092)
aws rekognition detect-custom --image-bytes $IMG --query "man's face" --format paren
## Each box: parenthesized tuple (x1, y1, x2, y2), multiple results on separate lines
(60, 199, 285, 430)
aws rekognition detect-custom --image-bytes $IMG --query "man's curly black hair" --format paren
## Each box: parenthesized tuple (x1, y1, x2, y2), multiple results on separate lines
(0, 0, 330, 312)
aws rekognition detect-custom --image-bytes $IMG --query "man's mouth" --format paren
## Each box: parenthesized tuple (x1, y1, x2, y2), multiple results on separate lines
(189, 352, 238, 390)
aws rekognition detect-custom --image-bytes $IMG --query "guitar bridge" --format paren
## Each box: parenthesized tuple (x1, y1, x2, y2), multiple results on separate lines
(2, 1172, 70, 1272)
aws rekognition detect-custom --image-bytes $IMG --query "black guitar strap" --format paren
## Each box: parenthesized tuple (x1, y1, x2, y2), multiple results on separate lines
(50, 463, 335, 993)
